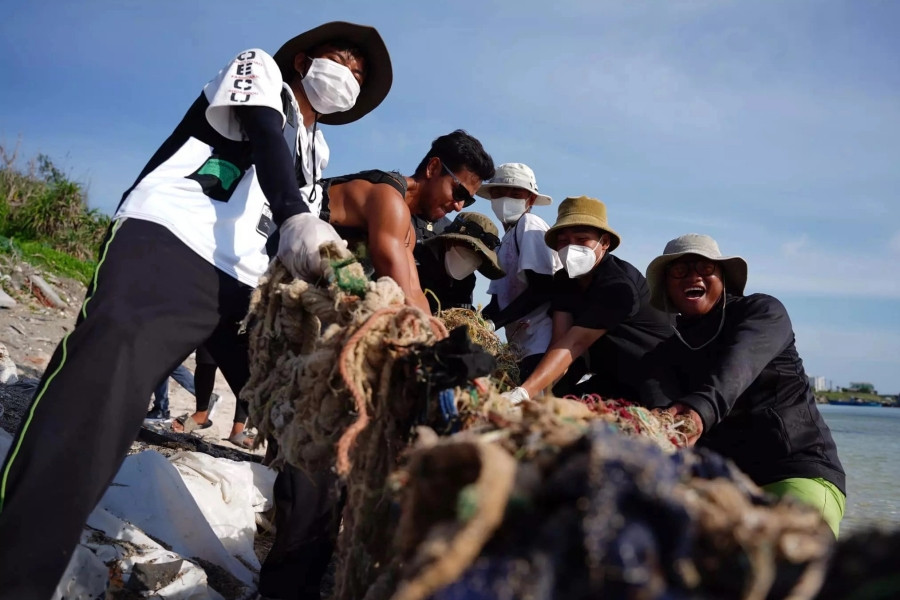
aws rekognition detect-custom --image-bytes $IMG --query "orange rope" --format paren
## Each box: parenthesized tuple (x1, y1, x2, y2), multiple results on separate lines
(336, 306, 400, 475)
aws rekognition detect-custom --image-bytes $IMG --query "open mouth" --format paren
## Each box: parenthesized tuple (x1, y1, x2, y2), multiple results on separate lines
(684, 286, 705, 299)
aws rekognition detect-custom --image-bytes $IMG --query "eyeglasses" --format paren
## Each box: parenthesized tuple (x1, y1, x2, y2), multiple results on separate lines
(441, 162, 476, 207)
(666, 259, 718, 279)
(443, 218, 501, 250)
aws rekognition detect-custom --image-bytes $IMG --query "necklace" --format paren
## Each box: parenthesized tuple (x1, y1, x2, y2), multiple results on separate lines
(669, 289, 727, 351)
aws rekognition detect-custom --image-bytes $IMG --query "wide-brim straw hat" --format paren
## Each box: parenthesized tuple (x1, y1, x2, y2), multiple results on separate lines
(476, 162, 552, 206)
(423, 212, 505, 280)
(274, 21, 392, 126)
(544, 196, 621, 251)
(645, 233, 748, 312)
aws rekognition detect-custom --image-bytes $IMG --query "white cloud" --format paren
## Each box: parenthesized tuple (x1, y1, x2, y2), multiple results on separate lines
(889, 232, 900, 255)
(781, 235, 810, 257)
(752, 235, 900, 298)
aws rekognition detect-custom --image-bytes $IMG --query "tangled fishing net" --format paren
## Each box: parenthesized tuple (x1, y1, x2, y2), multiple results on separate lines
(390, 423, 834, 600)
(243, 246, 838, 600)
(436, 308, 520, 389)
(244, 243, 447, 475)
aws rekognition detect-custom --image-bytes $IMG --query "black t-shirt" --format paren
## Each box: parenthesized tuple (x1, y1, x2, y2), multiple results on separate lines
(412, 215, 471, 314)
(551, 253, 672, 399)
(415, 241, 476, 314)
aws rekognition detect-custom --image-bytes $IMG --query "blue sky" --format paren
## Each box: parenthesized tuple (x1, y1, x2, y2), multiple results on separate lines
(2, 1, 898, 392)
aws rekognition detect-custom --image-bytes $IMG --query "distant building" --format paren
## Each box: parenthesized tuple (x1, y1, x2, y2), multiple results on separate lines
(809, 376, 827, 392)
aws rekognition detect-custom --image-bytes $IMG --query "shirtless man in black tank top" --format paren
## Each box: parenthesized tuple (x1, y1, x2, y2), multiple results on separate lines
(322, 130, 494, 312)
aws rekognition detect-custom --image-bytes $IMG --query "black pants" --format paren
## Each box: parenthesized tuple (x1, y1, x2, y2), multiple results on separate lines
(258, 463, 343, 600)
(193, 345, 227, 416)
(0, 219, 253, 600)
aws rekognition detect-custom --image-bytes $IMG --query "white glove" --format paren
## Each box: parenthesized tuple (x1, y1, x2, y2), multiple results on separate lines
(501, 386, 530, 406)
(277, 213, 346, 280)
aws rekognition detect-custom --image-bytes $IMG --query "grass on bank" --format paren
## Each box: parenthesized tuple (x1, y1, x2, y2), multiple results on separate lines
(0, 236, 96, 285)
(0, 143, 107, 285)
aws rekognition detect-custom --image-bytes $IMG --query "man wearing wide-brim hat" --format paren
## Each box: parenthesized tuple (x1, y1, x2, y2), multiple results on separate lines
(478, 163, 562, 382)
(639, 233, 846, 537)
(502, 196, 671, 405)
(0, 22, 393, 598)
(419, 212, 505, 312)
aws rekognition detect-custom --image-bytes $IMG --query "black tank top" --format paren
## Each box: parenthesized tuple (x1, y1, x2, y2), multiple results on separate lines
(318, 170, 408, 275)
(319, 169, 407, 229)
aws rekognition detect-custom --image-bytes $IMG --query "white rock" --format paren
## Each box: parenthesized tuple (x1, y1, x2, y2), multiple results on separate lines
(0, 288, 15, 309)
(0, 342, 18, 384)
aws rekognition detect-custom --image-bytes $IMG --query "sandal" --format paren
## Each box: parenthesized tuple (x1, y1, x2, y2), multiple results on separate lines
(173, 414, 213, 433)
(227, 430, 256, 450)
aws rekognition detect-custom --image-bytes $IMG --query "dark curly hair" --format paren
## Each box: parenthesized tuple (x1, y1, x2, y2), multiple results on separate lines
(413, 129, 495, 181)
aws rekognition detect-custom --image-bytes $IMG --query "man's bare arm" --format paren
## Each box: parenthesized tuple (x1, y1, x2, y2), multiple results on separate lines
(520, 324, 606, 398)
(365, 187, 431, 312)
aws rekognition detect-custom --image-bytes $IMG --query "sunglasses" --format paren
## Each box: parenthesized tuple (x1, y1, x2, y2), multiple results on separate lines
(441, 162, 476, 207)
(666, 259, 718, 279)
(443, 218, 501, 250)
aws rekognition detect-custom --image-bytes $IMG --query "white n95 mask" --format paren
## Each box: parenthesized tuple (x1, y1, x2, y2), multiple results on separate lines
(491, 197, 528, 224)
(301, 58, 360, 115)
(558, 244, 598, 278)
(444, 245, 481, 280)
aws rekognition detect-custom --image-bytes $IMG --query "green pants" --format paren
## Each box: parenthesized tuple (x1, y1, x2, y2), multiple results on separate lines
(763, 477, 846, 537)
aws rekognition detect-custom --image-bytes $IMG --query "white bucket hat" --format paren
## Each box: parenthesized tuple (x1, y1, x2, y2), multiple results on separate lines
(645, 233, 748, 312)
(475, 163, 552, 206)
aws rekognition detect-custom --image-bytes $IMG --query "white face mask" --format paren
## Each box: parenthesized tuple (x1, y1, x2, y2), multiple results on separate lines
(559, 243, 598, 278)
(444, 245, 481, 280)
(301, 58, 361, 115)
(490, 197, 528, 224)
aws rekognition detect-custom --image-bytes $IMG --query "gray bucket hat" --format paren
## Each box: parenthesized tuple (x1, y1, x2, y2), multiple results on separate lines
(645, 233, 748, 312)
(273, 21, 392, 126)
(423, 212, 505, 280)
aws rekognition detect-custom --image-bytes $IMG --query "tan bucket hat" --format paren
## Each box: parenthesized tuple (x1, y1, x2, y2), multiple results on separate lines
(476, 163, 552, 206)
(423, 212, 505, 279)
(645, 233, 748, 312)
(274, 21, 392, 126)
(544, 196, 621, 251)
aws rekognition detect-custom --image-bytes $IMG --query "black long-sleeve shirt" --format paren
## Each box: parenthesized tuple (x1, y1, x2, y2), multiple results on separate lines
(640, 293, 845, 492)
(238, 105, 311, 226)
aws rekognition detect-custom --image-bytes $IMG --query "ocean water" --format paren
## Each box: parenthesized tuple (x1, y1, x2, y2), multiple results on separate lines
(817, 404, 900, 535)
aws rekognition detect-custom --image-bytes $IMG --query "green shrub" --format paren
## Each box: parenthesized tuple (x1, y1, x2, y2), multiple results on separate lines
(0, 144, 109, 277)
